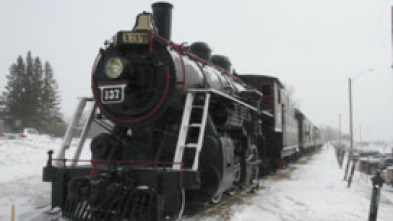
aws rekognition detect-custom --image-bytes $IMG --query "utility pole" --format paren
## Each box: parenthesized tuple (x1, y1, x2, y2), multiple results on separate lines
(349, 78, 354, 161)
(344, 68, 373, 183)
(347, 77, 358, 188)
(344, 79, 353, 181)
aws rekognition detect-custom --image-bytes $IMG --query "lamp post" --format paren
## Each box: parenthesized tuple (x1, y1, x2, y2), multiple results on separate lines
(344, 69, 373, 187)
(344, 78, 354, 182)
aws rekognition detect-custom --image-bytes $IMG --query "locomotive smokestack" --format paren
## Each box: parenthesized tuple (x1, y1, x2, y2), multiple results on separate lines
(152, 2, 173, 40)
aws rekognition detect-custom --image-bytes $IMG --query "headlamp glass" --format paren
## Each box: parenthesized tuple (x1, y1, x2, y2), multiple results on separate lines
(105, 58, 123, 79)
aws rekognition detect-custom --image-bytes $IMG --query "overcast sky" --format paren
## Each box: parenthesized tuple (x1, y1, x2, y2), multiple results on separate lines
(1, 0, 393, 141)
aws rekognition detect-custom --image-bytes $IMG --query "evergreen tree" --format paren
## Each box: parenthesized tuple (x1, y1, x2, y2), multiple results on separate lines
(31, 56, 44, 127)
(24, 51, 36, 126)
(3, 51, 64, 134)
(3, 55, 26, 128)
(41, 61, 63, 133)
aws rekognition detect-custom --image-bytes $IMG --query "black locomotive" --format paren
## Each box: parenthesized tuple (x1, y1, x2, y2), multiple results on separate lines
(43, 2, 322, 220)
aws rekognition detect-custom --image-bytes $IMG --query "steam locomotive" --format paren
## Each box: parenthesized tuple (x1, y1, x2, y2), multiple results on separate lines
(43, 2, 322, 220)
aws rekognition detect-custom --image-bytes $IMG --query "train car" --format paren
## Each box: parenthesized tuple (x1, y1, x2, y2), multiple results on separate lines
(238, 75, 321, 168)
(238, 75, 295, 167)
(296, 109, 322, 153)
(42, 2, 321, 221)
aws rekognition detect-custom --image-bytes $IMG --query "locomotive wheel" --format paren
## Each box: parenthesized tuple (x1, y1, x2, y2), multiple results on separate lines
(210, 193, 222, 204)
(227, 187, 236, 196)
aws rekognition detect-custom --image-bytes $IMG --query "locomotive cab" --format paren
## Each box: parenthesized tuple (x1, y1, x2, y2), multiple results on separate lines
(238, 75, 301, 168)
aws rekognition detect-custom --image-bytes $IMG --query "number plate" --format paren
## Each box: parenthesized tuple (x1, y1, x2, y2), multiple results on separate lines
(98, 84, 127, 104)
(122, 32, 150, 44)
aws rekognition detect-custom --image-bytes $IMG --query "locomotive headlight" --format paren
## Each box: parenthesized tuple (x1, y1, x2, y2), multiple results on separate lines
(105, 58, 123, 79)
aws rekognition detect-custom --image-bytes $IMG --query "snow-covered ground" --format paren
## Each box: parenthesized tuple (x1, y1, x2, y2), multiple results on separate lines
(0, 138, 392, 221)
(188, 144, 393, 221)
(0, 137, 91, 220)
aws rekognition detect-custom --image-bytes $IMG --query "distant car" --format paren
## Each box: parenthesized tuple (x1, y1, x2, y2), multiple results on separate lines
(377, 157, 393, 170)
(357, 152, 393, 175)
(354, 150, 381, 158)
(20, 128, 40, 138)
(359, 157, 380, 175)
(357, 152, 382, 175)
(381, 166, 393, 187)
(4, 128, 40, 139)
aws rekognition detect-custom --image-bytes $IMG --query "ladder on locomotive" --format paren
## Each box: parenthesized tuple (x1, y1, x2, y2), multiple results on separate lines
(56, 97, 98, 167)
(172, 91, 211, 171)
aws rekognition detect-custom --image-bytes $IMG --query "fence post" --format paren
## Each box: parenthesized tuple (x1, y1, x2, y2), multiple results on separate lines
(368, 171, 384, 221)
(344, 156, 351, 180)
(11, 204, 15, 221)
(347, 157, 357, 188)
(339, 148, 345, 168)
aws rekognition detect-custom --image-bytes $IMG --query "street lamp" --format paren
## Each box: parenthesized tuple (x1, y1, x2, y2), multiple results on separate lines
(344, 68, 374, 187)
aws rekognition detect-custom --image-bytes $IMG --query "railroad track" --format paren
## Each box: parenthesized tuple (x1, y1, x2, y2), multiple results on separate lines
(182, 180, 268, 221)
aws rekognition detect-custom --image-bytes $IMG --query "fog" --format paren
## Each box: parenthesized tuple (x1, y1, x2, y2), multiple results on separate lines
(0, 0, 392, 140)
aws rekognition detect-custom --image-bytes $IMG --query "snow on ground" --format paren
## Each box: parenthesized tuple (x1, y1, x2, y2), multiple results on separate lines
(0, 136, 91, 220)
(0, 138, 392, 221)
(187, 143, 393, 221)
(228, 146, 393, 221)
